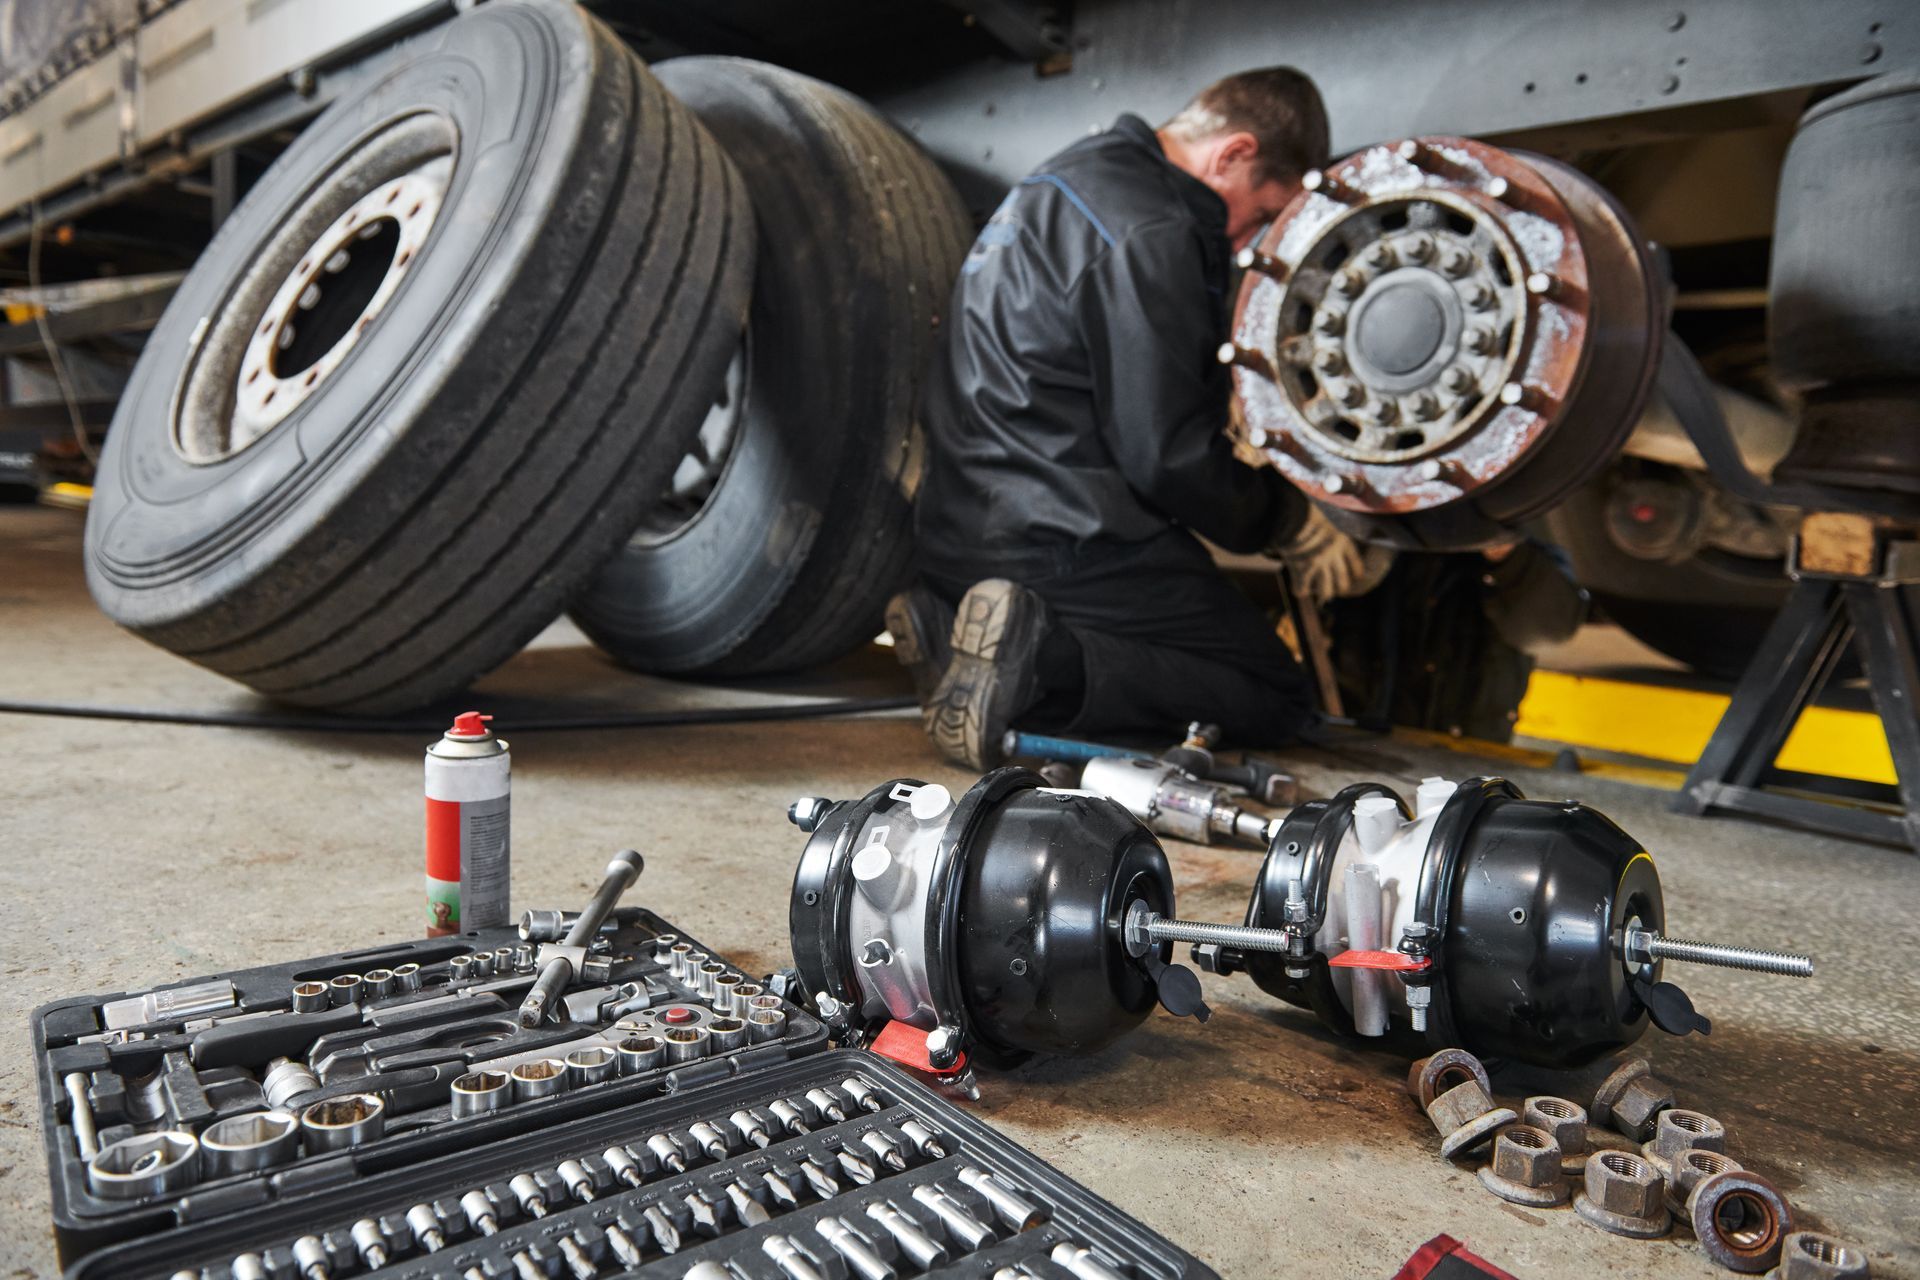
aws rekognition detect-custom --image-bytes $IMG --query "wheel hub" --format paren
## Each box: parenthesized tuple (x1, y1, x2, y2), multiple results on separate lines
(1228, 137, 1663, 547)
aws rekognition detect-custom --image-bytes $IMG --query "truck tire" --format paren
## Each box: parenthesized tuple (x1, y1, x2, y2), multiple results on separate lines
(83, 1, 753, 712)
(569, 58, 972, 675)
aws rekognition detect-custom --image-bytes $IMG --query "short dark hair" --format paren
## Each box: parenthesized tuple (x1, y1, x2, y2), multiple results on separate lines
(1162, 68, 1330, 185)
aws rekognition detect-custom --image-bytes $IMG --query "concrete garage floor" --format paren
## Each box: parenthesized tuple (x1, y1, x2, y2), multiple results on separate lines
(2, 504, 1916, 1279)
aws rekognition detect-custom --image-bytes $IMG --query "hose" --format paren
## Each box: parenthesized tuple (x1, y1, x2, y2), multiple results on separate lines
(0, 694, 916, 733)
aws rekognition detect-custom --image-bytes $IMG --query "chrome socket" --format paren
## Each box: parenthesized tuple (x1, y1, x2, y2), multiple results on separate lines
(513, 944, 535, 973)
(87, 1131, 201, 1200)
(200, 1111, 299, 1176)
(468, 951, 494, 979)
(664, 1026, 710, 1065)
(301, 1094, 385, 1152)
(667, 943, 694, 981)
(327, 973, 363, 1005)
(448, 955, 475, 983)
(748, 1008, 788, 1043)
(450, 1070, 511, 1119)
(362, 969, 396, 1002)
(748, 994, 784, 1012)
(707, 1017, 747, 1054)
(565, 1045, 617, 1088)
(616, 1034, 667, 1075)
(651, 933, 680, 962)
(713, 973, 746, 1014)
(492, 947, 516, 975)
(510, 1059, 568, 1104)
(392, 962, 423, 993)
(289, 981, 330, 1014)
(697, 961, 727, 1000)
(260, 1058, 320, 1111)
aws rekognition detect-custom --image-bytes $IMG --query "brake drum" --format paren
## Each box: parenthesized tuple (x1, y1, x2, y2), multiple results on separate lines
(1226, 137, 1665, 549)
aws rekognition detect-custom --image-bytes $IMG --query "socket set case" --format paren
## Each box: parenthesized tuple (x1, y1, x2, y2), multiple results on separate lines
(31, 909, 827, 1263)
(69, 1049, 1211, 1280)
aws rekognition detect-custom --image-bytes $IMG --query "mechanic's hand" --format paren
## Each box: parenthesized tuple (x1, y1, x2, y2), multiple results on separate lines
(1273, 504, 1390, 602)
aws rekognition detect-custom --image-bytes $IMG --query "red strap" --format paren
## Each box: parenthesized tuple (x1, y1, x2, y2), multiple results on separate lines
(1328, 949, 1432, 972)
(869, 1020, 968, 1075)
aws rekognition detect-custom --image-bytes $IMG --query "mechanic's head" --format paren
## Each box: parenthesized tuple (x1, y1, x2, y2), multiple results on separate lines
(1157, 68, 1329, 248)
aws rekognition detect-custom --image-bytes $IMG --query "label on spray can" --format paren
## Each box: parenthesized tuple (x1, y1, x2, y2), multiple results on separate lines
(425, 712, 510, 936)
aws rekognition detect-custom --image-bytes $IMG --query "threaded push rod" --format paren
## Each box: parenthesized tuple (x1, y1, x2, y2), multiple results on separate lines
(1626, 929, 1813, 978)
(1145, 917, 1294, 952)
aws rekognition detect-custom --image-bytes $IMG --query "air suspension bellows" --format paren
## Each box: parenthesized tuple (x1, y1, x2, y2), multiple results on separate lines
(786, 768, 1211, 1070)
(1224, 136, 1664, 550)
(1209, 776, 1813, 1069)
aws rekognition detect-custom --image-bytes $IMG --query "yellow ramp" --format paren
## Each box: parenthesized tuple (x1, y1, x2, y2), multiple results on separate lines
(1514, 670, 1894, 785)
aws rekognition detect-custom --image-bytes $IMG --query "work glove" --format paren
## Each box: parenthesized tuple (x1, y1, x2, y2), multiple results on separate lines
(1272, 503, 1392, 602)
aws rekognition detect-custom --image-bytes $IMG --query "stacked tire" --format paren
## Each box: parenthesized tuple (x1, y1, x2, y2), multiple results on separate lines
(84, 1, 971, 712)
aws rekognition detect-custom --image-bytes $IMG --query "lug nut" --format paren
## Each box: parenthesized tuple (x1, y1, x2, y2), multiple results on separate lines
(1464, 326, 1495, 355)
(1591, 1058, 1676, 1142)
(1334, 268, 1368, 298)
(1478, 1124, 1569, 1206)
(1314, 347, 1346, 375)
(1336, 380, 1367, 408)
(1777, 1231, 1869, 1279)
(1670, 1148, 1741, 1215)
(1313, 309, 1345, 336)
(1690, 1168, 1792, 1273)
(1424, 1077, 1516, 1159)
(1366, 242, 1397, 269)
(1522, 1096, 1589, 1171)
(1442, 364, 1478, 394)
(1441, 248, 1475, 277)
(1574, 1150, 1670, 1238)
(1644, 1108, 1726, 1176)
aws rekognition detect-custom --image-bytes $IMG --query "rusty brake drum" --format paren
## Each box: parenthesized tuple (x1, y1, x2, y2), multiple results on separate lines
(1226, 138, 1665, 550)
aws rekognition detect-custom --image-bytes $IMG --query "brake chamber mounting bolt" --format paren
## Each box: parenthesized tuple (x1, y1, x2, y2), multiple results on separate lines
(1623, 929, 1813, 978)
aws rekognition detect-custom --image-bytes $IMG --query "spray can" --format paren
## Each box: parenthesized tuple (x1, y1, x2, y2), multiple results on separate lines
(424, 712, 510, 936)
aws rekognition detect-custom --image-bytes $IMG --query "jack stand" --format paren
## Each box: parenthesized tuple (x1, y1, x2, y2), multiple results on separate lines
(1675, 515, 1920, 851)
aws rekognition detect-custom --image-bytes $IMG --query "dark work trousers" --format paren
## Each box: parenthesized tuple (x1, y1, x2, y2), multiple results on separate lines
(919, 528, 1315, 746)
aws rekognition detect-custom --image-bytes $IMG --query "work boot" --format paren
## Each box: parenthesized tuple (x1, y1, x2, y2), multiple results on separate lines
(922, 579, 1048, 770)
(883, 584, 954, 705)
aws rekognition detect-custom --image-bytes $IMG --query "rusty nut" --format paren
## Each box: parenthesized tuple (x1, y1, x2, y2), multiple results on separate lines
(1573, 1150, 1670, 1238)
(1591, 1058, 1676, 1142)
(1425, 1078, 1516, 1159)
(1776, 1231, 1869, 1279)
(1522, 1095, 1588, 1168)
(1407, 1048, 1491, 1109)
(1477, 1123, 1568, 1207)
(1645, 1107, 1726, 1175)
(1691, 1169, 1792, 1274)
(1670, 1148, 1743, 1215)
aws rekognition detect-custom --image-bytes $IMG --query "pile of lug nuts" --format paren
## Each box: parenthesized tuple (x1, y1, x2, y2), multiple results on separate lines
(1409, 1050, 1872, 1277)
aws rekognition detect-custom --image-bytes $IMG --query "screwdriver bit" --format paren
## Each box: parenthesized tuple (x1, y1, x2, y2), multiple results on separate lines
(859, 1129, 908, 1172)
(837, 1146, 877, 1185)
(726, 1180, 772, 1227)
(685, 1190, 723, 1236)
(799, 1158, 841, 1200)
(604, 1224, 644, 1268)
(762, 1169, 800, 1209)
(899, 1119, 948, 1159)
(805, 1088, 849, 1124)
(559, 1236, 599, 1280)
(841, 1077, 884, 1114)
(643, 1203, 681, 1254)
(511, 1250, 543, 1280)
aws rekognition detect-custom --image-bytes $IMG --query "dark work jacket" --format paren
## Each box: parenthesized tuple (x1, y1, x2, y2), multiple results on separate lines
(1330, 543, 1589, 743)
(915, 114, 1304, 570)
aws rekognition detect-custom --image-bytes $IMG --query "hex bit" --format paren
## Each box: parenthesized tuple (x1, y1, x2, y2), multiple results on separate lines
(769, 1098, 810, 1136)
(461, 1189, 500, 1236)
(646, 1132, 688, 1174)
(292, 1236, 330, 1280)
(911, 1184, 994, 1251)
(763, 1234, 828, 1280)
(688, 1120, 730, 1160)
(510, 1172, 548, 1218)
(867, 1200, 948, 1269)
(841, 1077, 884, 1114)
(604, 1144, 644, 1189)
(557, 1158, 596, 1203)
(817, 1216, 895, 1280)
(349, 1219, 387, 1270)
(406, 1204, 446, 1252)
(959, 1166, 1048, 1230)
(731, 1108, 773, 1149)
(511, 1250, 543, 1280)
